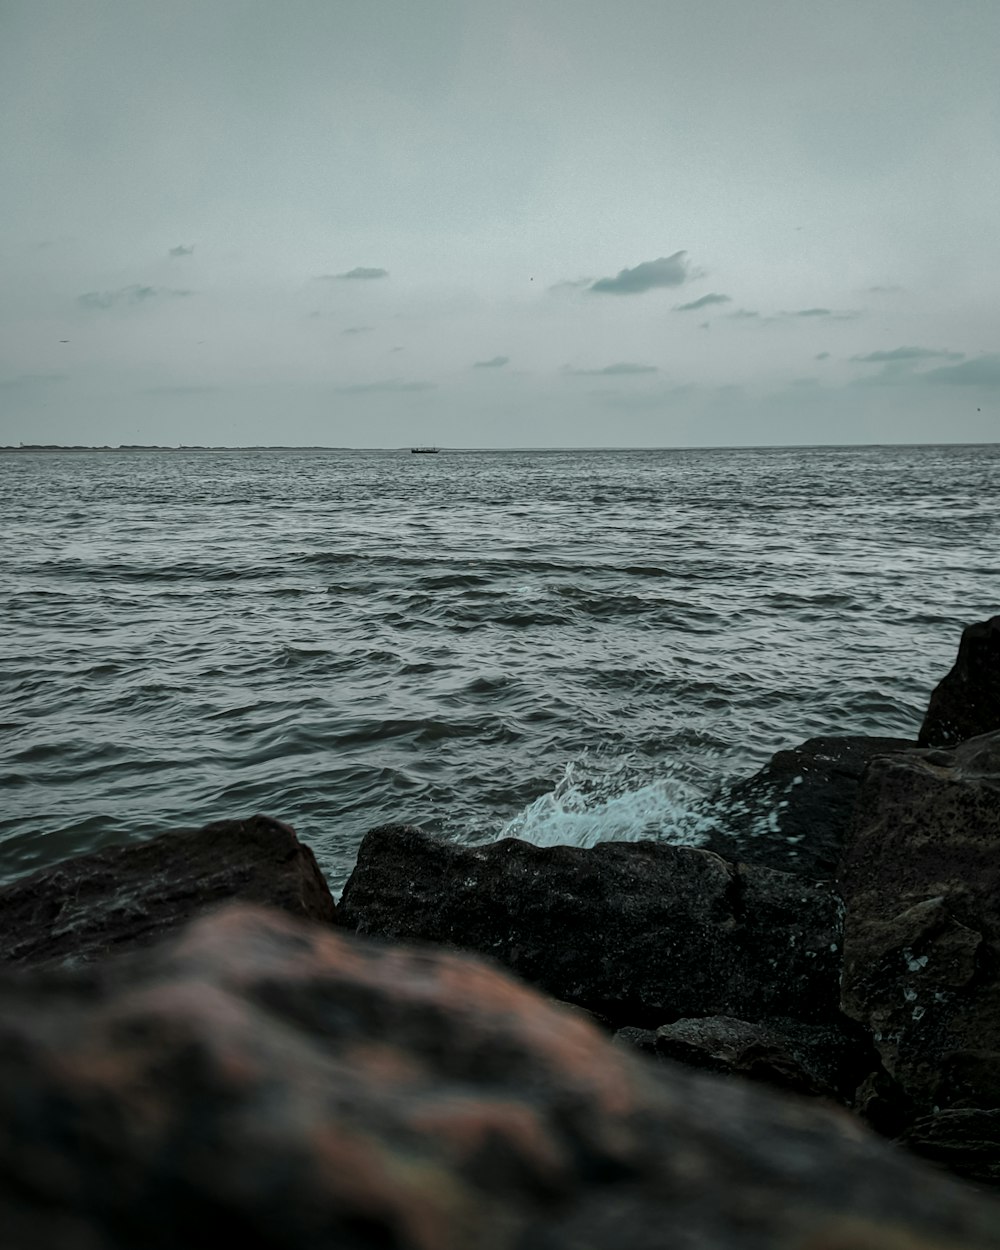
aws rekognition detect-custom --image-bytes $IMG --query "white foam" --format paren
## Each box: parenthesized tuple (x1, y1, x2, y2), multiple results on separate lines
(500, 758, 717, 849)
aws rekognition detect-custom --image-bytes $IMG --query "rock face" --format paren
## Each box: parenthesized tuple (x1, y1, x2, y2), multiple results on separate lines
(616, 1014, 869, 1102)
(839, 731, 1000, 1172)
(704, 735, 914, 878)
(2, 903, 999, 1250)
(920, 616, 1000, 747)
(0, 814, 336, 968)
(338, 824, 844, 1029)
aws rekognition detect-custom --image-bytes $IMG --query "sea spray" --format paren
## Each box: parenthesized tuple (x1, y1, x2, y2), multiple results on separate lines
(497, 756, 719, 849)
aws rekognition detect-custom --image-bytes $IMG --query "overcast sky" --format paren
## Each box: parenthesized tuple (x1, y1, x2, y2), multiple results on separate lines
(1, 0, 998, 447)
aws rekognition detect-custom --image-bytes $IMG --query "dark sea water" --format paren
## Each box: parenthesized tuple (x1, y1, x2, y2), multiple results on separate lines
(2, 444, 998, 894)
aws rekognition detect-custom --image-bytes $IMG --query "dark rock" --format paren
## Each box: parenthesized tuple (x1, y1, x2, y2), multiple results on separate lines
(0, 814, 336, 968)
(920, 616, 1000, 747)
(1, 903, 999, 1250)
(704, 735, 915, 878)
(615, 1014, 841, 1099)
(338, 825, 844, 1028)
(903, 1109, 1000, 1184)
(839, 731, 1000, 1124)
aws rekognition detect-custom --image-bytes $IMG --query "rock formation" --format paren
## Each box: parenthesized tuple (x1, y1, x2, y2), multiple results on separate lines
(920, 616, 1000, 746)
(0, 814, 336, 967)
(338, 824, 844, 1030)
(2, 903, 999, 1250)
(838, 729, 1000, 1176)
(703, 733, 914, 877)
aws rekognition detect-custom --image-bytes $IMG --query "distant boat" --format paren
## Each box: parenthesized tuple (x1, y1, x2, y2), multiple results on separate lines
(410, 446, 440, 454)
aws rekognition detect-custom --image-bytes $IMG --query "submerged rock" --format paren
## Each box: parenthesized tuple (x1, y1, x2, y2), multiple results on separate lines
(703, 735, 914, 879)
(839, 731, 1000, 1151)
(338, 824, 843, 1029)
(0, 814, 336, 968)
(920, 615, 1000, 747)
(1, 903, 999, 1250)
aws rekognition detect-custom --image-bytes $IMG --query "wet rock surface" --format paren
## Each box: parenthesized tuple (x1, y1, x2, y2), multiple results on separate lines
(0, 814, 336, 968)
(2, 903, 999, 1250)
(920, 616, 1000, 747)
(839, 731, 1000, 1163)
(338, 824, 844, 1029)
(703, 734, 915, 878)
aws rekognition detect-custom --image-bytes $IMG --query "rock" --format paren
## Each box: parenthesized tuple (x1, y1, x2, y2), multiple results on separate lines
(703, 735, 914, 878)
(839, 731, 1000, 1127)
(0, 814, 336, 968)
(920, 616, 1000, 747)
(903, 1109, 1000, 1184)
(1, 903, 999, 1250)
(616, 1014, 870, 1102)
(338, 825, 844, 1028)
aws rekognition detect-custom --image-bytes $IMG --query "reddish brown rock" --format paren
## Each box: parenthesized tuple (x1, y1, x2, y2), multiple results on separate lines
(1, 904, 999, 1250)
(0, 814, 335, 968)
(920, 616, 1000, 747)
(839, 731, 1000, 1151)
(338, 825, 845, 1028)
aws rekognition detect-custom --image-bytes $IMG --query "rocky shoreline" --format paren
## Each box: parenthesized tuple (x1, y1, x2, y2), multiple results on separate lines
(1, 616, 999, 1248)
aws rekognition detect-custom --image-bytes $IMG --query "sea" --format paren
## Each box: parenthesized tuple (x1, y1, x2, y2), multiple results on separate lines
(2, 443, 997, 895)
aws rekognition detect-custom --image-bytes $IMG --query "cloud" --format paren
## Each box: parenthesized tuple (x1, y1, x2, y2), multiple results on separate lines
(781, 307, 860, 321)
(78, 285, 193, 310)
(867, 285, 904, 294)
(319, 267, 389, 280)
(728, 308, 760, 320)
(169, 244, 194, 257)
(589, 252, 693, 295)
(921, 354, 1000, 387)
(815, 352, 830, 361)
(473, 355, 509, 368)
(342, 326, 374, 336)
(564, 362, 659, 376)
(851, 346, 964, 363)
(674, 292, 731, 312)
(332, 379, 435, 394)
(548, 277, 593, 293)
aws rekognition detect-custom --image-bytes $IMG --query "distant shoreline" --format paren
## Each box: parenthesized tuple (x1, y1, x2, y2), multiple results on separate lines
(1, 441, 996, 454)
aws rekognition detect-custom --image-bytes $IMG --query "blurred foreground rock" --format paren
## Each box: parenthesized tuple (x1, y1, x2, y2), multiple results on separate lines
(2, 903, 999, 1250)
(0, 814, 336, 968)
(920, 616, 1000, 747)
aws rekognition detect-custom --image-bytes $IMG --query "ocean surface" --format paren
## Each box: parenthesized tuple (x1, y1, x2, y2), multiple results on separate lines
(2, 444, 997, 895)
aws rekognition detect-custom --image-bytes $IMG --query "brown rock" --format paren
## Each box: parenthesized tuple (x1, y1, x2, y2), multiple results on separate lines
(338, 825, 844, 1028)
(0, 814, 336, 968)
(1, 903, 998, 1250)
(920, 616, 1000, 747)
(839, 732, 1000, 1125)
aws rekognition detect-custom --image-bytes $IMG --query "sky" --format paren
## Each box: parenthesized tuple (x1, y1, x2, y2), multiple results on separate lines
(1, 0, 998, 448)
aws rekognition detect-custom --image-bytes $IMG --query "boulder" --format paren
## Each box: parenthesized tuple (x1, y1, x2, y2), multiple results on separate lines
(0, 814, 336, 968)
(703, 735, 914, 878)
(839, 731, 1000, 1128)
(616, 1014, 870, 1102)
(1, 903, 999, 1250)
(920, 616, 1000, 747)
(338, 825, 844, 1028)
